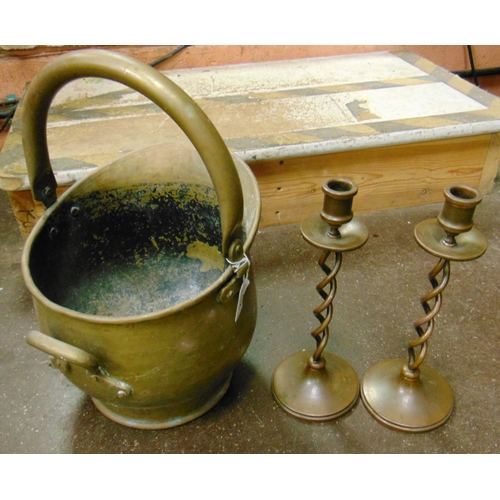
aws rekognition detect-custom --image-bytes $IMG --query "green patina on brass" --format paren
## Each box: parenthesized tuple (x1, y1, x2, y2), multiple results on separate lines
(30, 183, 225, 317)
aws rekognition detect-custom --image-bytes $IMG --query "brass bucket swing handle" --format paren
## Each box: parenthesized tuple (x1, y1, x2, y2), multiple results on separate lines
(21, 49, 244, 258)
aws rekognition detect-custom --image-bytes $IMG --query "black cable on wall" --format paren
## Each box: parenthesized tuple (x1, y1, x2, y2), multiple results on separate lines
(453, 45, 500, 84)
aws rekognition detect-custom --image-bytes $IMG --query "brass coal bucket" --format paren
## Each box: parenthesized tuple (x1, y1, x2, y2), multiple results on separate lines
(21, 50, 261, 429)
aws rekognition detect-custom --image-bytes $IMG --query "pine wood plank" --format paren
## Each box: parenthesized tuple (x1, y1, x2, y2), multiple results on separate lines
(479, 132, 500, 194)
(250, 134, 492, 228)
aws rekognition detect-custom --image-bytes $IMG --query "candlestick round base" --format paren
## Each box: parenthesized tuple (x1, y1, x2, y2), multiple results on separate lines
(361, 358, 453, 432)
(271, 350, 359, 421)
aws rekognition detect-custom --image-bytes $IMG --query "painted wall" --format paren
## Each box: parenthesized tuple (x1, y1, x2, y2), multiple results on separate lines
(1, 45, 500, 100)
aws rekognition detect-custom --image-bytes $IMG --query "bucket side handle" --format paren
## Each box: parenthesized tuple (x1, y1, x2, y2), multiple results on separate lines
(21, 49, 244, 258)
(26, 331, 133, 399)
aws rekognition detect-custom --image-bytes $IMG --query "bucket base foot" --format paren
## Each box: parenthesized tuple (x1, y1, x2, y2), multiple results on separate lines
(92, 373, 232, 429)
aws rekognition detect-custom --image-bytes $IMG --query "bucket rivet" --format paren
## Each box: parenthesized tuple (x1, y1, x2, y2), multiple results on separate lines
(49, 227, 58, 239)
(70, 206, 80, 217)
(117, 390, 127, 398)
(228, 239, 244, 262)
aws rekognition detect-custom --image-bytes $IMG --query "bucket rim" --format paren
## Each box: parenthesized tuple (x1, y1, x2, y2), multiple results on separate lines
(21, 150, 261, 325)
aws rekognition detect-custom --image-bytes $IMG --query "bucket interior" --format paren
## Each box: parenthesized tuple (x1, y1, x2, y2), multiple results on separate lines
(29, 180, 225, 316)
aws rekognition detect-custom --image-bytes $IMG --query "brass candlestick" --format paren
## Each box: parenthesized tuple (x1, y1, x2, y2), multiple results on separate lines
(272, 178, 368, 421)
(361, 184, 487, 432)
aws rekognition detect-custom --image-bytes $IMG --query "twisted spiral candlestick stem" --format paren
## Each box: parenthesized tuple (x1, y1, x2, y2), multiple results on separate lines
(271, 177, 367, 421)
(403, 258, 450, 378)
(309, 250, 342, 369)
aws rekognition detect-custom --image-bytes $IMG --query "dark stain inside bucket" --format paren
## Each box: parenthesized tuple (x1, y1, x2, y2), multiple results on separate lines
(29, 182, 225, 316)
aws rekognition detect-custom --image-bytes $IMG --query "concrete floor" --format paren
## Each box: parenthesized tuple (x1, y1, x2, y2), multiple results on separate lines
(1, 181, 499, 454)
